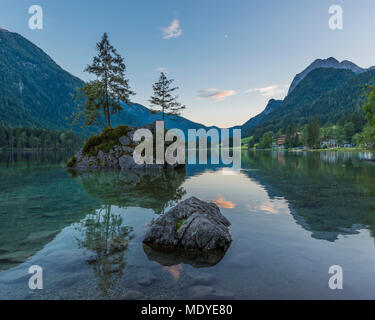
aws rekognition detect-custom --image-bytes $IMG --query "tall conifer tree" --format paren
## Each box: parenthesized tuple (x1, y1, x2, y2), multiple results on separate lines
(73, 33, 134, 129)
(149, 72, 186, 121)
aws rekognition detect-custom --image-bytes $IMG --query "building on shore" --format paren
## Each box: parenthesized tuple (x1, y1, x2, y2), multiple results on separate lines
(321, 138, 338, 148)
(277, 135, 286, 148)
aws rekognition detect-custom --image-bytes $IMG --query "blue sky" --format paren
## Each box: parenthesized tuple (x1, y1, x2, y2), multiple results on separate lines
(1, 0, 375, 127)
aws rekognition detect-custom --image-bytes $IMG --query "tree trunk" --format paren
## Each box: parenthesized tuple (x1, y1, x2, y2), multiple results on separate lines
(103, 106, 108, 129)
(106, 96, 111, 128)
(105, 72, 111, 128)
(107, 108, 111, 128)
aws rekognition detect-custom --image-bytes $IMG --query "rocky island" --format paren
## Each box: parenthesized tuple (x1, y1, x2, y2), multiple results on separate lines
(67, 122, 183, 170)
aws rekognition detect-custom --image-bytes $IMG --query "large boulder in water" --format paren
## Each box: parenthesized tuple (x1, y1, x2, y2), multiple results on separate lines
(143, 197, 232, 258)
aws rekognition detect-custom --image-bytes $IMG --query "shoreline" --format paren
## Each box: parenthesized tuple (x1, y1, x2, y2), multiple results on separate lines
(250, 147, 374, 152)
(0, 148, 77, 152)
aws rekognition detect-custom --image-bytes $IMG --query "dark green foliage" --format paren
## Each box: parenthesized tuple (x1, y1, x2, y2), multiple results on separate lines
(364, 83, 375, 127)
(0, 124, 6, 146)
(257, 131, 273, 149)
(356, 83, 375, 149)
(72, 33, 135, 129)
(82, 136, 102, 155)
(150, 72, 186, 121)
(0, 125, 82, 150)
(344, 122, 355, 143)
(356, 125, 375, 149)
(248, 68, 375, 142)
(306, 116, 320, 148)
(0, 29, 84, 131)
(284, 122, 300, 148)
(82, 125, 132, 157)
(67, 156, 77, 168)
(71, 81, 107, 129)
(247, 137, 255, 148)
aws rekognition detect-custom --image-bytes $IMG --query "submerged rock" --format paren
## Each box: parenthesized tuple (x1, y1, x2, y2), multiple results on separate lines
(184, 271, 214, 286)
(143, 197, 232, 266)
(119, 154, 138, 170)
(122, 290, 143, 300)
(188, 285, 234, 300)
(137, 269, 157, 287)
(143, 244, 227, 268)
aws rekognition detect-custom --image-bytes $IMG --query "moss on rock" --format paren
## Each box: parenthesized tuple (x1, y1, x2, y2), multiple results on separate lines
(67, 156, 77, 168)
(176, 219, 187, 232)
(82, 125, 132, 157)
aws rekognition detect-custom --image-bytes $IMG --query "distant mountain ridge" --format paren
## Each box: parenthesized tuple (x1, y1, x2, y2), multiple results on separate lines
(115, 103, 220, 136)
(0, 29, 215, 136)
(288, 57, 375, 95)
(240, 99, 283, 133)
(241, 57, 375, 139)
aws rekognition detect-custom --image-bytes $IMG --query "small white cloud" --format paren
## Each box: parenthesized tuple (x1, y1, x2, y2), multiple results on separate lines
(246, 85, 287, 99)
(162, 19, 182, 39)
(197, 88, 236, 101)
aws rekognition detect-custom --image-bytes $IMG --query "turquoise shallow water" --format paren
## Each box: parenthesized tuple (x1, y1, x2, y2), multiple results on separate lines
(0, 150, 375, 299)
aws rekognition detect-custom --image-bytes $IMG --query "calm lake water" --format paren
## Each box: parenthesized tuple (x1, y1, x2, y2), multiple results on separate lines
(1, 149, 375, 300)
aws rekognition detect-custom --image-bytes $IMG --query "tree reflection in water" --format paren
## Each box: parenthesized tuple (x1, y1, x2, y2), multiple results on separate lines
(74, 205, 134, 297)
(69, 168, 187, 214)
(71, 168, 187, 296)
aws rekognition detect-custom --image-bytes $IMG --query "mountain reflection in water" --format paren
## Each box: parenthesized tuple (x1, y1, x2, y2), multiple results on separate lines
(1, 150, 375, 299)
(243, 150, 375, 241)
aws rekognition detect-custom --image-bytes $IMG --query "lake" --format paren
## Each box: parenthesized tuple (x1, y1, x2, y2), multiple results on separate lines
(0, 149, 375, 300)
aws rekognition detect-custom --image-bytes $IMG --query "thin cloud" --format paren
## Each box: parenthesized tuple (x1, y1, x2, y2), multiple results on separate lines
(197, 88, 236, 101)
(246, 84, 287, 99)
(212, 197, 236, 209)
(162, 19, 182, 39)
(246, 201, 288, 215)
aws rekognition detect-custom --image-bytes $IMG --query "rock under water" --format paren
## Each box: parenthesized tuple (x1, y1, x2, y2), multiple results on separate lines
(143, 197, 232, 266)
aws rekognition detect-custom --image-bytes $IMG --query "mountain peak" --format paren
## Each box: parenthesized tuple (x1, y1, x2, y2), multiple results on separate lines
(318, 57, 339, 63)
(240, 99, 283, 133)
(287, 57, 374, 95)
